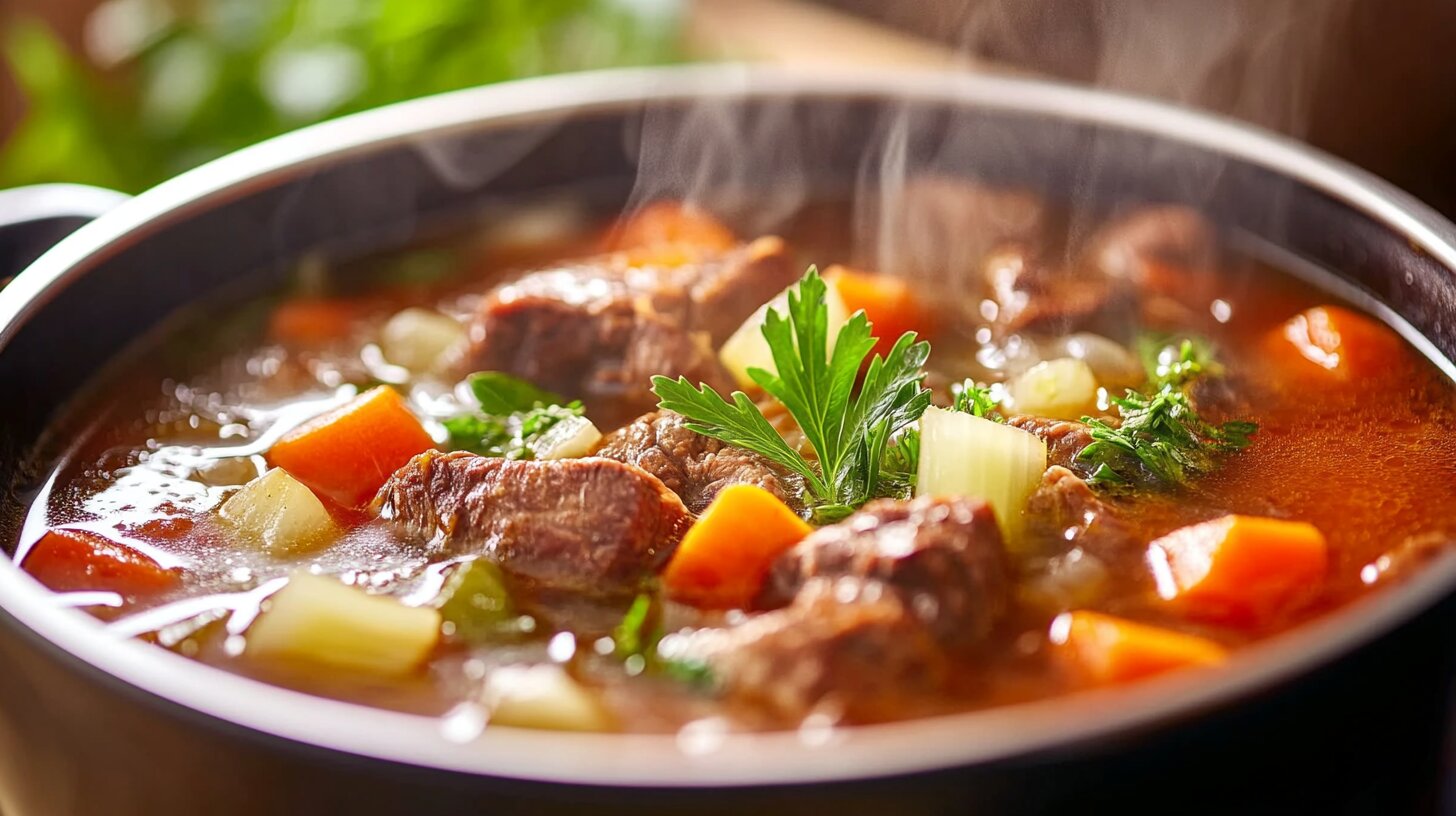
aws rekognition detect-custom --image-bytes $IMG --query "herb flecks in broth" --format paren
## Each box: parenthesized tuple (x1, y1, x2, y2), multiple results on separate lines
(1080, 338, 1257, 488)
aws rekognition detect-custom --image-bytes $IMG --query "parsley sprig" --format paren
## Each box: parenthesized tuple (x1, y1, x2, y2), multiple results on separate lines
(652, 269, 931, 522)
(1079, 337, 1256, 487)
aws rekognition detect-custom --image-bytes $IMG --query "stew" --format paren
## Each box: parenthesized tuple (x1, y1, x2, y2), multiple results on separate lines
(14, 183, 1456, 734)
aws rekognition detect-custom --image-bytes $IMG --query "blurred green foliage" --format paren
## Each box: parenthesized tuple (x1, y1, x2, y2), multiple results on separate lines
(1, 0, 680, 192)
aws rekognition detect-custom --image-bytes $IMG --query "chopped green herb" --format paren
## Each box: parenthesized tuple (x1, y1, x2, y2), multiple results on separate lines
(613, 593, 717, 691)
(658, 656, 716, 689)
(444, 371, 583, 459)
(444, 403, 585, 459)
(877, 429, 921, 500)
(466, 372, 567, 415)
(951, 379, 1003, 420)
(1138, 335, 1223, 391)
(1080, 336, 1255, 488)
(612, 594, 659, 660)
(653, 269, 931, 522)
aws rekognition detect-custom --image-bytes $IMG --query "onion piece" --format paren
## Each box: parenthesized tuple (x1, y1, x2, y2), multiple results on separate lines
(380, 308, 467, 373)
(1007, 358, 1099, 420)
(528, 415, 602, 460)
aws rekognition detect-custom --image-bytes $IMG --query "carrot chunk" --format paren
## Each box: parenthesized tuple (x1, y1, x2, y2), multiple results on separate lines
(22, 528, 181, 597)
(662, 484, 812, 609)
(825, 265, 933, 357)
(267, 297, 368, 345)
(1148, 514, 1328, 626)
(604, 201, 737, 266)
(267, 386, 436, 507)
(1051, 610, 1227, 685)
(1265, 305, 1407, 383)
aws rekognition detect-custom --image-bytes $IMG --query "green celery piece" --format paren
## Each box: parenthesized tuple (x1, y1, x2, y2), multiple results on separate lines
(436, 559, 515, 643)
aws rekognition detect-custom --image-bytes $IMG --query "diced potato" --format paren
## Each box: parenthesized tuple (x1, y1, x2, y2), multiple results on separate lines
(219, 468, 337, 554)
(528, 415, 602, 460)
(719, 277, 850, 389)
(1008, 358, 1099, 420)
(485, 664, 614, 732)
(380, 308, 467, 373)
(247, 571, 441, 676)
(916, 406, 1047, 545)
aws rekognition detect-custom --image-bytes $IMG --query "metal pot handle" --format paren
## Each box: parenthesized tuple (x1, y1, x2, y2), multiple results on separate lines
(0, 184, 130, 284)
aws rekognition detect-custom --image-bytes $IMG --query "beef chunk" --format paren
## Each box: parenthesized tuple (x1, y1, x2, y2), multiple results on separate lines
(675, 580, 948, 723)
(758, 496, 1011, 649)
(882, 177, 1048, 281)
(1086, 205, 1217, 283)
(373, 451, 690, 595)
(468, 237, 798, 427)
(983, 244, 1136, 338)
(1006, 414, 1097, 474)
(1023, 466, 1138, 571)
(595, 410, 802, 514)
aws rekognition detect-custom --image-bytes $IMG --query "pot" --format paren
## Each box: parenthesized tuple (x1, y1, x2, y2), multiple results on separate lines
(1, 66, 1455, 815)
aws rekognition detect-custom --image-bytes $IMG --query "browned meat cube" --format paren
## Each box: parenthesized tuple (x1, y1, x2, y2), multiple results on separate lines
(757, 496, 1011, 650)
(467, 237, 799, 427)
(595, 410, 803, 514)
(680, 580, 949, 724)
(373, 451, 691, 595)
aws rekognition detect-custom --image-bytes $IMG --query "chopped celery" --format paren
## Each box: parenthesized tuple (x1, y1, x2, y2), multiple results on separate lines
(435, 559, 515, 643)
(246, 572, 441, 676)
(916, 406, 1047, 546)
(218, 468, 337, 554)
(1008, 358, 1100, 420)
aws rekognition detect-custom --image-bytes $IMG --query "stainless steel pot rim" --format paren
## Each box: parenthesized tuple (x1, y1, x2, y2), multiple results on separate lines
(2, 64, 1455, 787)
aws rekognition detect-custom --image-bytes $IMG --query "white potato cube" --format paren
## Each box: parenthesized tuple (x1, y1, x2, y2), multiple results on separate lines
(719, 277, 850, 389)
(247, 571, 441, 677)
(485, 664, 613, 732)
(219, 468, 337, 554)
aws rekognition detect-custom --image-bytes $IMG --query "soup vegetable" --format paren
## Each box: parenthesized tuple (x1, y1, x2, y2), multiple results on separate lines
(13, 185, 1456, 733)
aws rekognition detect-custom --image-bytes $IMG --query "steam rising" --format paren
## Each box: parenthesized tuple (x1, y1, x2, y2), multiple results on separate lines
(611, 1, 1357, 285)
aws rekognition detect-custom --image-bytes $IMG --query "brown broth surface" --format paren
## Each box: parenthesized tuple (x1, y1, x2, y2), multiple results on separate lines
(12, 202, 1456, 731)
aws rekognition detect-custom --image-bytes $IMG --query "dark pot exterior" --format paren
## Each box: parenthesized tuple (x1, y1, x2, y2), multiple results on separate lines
(1, 68, 1455, 815)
